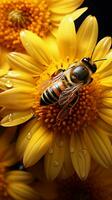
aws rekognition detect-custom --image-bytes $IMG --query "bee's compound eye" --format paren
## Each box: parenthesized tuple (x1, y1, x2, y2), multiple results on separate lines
(73, 66, 89, 82)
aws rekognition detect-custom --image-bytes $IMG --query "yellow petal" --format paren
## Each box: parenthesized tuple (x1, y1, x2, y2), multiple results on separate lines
(0, 70, 35, 90)
(44, 134, 65, 180)
(44, 36, 60, 62)
(106, 49, 112, 58)
(70, 133, 90, 179)
(57, 15, 76, 61)
(84, 127, 112, 168)
(102, 98, 112, 108)
(100, 76, 112, 87)
(1, 110, 33, 127)
(51, 7, 88, 23)
(8, 52, 44, 74)
(5, 70, 35, 84)
(67, 7, 88, 21)
(50, 0, 85, 14)
(23, 127, 53, 167)
(20, 30, 53, 66)
(99, 112, 112, 126)
(76, 15, 98, 59)
(97, 58, 112, 73)
(58, 136, 74, 179)
(16, 119, 41, 159)
(92, 37, 111, 61)
(6, 171, 33, 184)
(103, 90, 112, 98)
(0, 88, 34, 110)
(0, 73, 35, 91)
(93, 118, 112, 135)
(7, 183, 38, 200)
(99, 69, 112, 78)
(100, 108, 112, 117)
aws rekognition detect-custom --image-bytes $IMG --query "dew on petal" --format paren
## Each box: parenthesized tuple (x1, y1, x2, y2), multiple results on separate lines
(5, 80, 13, 89)
(8, 113, 13, 122)
(26, 132, 31, 140)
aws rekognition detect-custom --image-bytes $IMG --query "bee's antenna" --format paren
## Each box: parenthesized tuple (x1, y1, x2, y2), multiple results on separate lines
(90, 45, 96, 59)
(94, 58, 107, 62)
(90, 50, 94, 60)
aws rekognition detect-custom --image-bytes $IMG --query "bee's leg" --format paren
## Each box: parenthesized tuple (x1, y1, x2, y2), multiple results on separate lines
(69, 92, 79, 114)
(87, 77, 93, 84)
(89, 77, 93, 83)
(55, 104, 70, 125)
(56, 92, 79, 123)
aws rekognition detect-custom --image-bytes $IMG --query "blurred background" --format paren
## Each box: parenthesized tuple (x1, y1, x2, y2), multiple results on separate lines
(78, 0, 112, 39)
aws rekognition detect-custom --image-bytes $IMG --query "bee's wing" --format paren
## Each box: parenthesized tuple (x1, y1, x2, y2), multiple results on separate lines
(58, 82, 82, 106)
(57, 83, 82, 122)
(38, 71, 65, 93)
(52, 71, 65, 83)
(57, 100, 78, 123)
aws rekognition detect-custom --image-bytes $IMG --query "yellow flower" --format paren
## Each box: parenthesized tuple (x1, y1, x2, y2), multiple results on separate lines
(0, 127, 38, 200)
(35, 162, 112, 200)
(0, 0, 86, 51)
(0, 15, 112, 180)
(6, 170, 38, 200)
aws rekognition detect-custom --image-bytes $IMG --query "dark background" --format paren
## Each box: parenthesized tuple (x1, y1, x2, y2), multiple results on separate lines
(77, 0, 112, 39)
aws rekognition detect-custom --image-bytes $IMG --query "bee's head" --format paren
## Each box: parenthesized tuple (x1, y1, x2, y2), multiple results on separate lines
(81, 57, 97, 73)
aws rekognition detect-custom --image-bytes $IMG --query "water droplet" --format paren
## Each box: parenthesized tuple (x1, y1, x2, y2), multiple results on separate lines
(8, 113, 13, 122)
(49, 148, 54, 154)
(70, 147, 74, 153)
(26, 132, 31, 140)
(5, 80, 13, 88)
(53, 160, 59, 167)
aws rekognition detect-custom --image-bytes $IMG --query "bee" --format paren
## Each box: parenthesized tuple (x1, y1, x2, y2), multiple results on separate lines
(40, 57, 97, 121)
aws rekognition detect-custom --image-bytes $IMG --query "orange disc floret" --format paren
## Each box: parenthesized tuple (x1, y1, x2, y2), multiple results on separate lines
(0, 0, 52, 51)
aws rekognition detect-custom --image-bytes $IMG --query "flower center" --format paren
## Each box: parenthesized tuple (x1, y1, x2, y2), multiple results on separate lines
(8, 9, 27, 27)
(33, 69, 102, 135)
(0, 0, 52, 51)
(0, 167, 11, 200)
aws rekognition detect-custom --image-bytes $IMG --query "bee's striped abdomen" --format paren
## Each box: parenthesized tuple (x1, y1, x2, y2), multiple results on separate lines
(40, 81, 66, 106)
